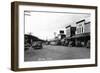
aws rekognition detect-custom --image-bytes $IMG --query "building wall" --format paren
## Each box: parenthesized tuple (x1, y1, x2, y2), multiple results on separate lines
(84, 22, 90, 33)
(66, 26, 76, 38)
(76, 20, 90, 35)
(66, 27, 71, 37)
(76, 21, 85, 34)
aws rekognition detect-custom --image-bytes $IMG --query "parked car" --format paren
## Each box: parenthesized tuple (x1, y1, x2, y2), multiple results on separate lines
(50, 41, 56, 45)
(32, 41, 43, 49)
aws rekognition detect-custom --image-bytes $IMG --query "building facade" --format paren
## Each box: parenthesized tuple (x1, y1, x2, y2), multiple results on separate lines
(76, 19, 90, 34)
(74, 19, 90, 47)
(66, 25, 76, 38)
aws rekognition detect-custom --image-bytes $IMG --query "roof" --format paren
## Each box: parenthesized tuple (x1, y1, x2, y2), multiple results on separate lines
(85, 22, 91, 25)
(66, 32, 90, 39)
(24, 34, 44, 41)
(76, 19, 85, 24)
(72, 32, 90, 38)
(66, 25, 71, 28)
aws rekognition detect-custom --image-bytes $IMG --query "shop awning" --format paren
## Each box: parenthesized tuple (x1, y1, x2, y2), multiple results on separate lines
(66, 32, 90, 39)
(72, 32, 90, 38)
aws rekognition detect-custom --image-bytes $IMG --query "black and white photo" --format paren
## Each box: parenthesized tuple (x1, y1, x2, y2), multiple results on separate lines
(24, 10, 91, 61)
(11, 1, 97, 71)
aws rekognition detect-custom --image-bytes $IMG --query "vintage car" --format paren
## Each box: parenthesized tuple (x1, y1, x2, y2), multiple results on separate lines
(32, 41, 43, 49)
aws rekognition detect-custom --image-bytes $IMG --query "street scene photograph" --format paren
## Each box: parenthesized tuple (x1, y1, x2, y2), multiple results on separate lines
(24, 10, 91, 62)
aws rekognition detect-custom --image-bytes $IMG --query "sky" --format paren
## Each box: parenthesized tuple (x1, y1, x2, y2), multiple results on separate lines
(24, 11, 90, 40)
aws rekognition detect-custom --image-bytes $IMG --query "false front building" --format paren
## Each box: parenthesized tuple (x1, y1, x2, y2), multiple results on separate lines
(72, 19, 90, 47)
(65, 25, 76, 46)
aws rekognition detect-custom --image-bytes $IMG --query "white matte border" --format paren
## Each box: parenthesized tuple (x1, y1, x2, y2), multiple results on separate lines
(18, 5, 96, 68)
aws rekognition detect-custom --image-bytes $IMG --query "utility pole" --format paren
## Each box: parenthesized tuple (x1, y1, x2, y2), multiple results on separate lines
(54, 32, 56, 39)
(24, 11, 32, 46)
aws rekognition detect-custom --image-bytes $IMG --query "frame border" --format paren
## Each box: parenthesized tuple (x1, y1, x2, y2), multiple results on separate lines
(11, 1, 98, 71)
